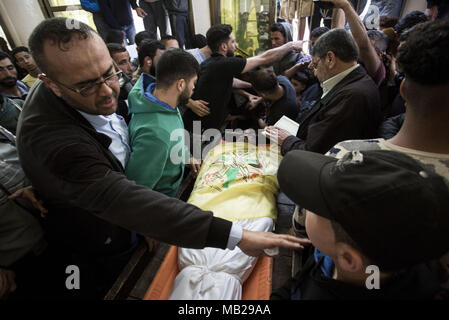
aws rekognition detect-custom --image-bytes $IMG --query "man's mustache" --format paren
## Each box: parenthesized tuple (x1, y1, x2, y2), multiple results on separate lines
(2, 77, 16, 82)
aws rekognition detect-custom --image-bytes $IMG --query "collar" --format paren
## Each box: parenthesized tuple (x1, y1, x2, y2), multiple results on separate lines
(321, 64, 359, 98)
(77, 110, 115, 127)
(141, 73, 177, 111)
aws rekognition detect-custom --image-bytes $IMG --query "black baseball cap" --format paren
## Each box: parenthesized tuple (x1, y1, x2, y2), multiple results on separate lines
(278, 149, 449, 271)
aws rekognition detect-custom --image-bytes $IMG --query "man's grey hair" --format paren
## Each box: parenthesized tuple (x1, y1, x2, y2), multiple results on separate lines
(312, 28, 359, 62)
(367, 30, 388, 53)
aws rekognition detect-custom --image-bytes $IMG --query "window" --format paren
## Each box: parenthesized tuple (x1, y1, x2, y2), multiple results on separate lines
(39, 0, 97, 31)
(210, 0, 276, 57)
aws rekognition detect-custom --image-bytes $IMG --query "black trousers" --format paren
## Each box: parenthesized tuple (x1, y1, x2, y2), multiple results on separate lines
(140, 0, 168, 40)
(169, 12, 191, 49)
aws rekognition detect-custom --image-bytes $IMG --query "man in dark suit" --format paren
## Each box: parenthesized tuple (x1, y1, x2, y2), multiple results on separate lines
(266, 28, 381, 155)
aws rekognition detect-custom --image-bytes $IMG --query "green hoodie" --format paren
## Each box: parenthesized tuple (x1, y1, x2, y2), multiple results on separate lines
(125, 73, 186, 197)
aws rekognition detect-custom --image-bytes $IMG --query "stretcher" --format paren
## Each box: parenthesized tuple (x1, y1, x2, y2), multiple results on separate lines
(144, 142, 282, 300)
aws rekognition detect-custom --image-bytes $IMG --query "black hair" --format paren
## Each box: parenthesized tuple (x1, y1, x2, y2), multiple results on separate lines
(270, 23, 287, 39)
(310, 26, 330, 39)
(161, 35, 179, 48)
(397, 19, 449, 86)
(156, 48, 199, 89)
(28, 17, 95, 77)
(312, 28, 359, 62)
(135, 31, 152, 48)
(206, 24, 232, 53)
(11, 46, 30, 62)
(106, 43, 127, 57)
(192, 34, 207, 49)
(394, 11, 428, 35)
(105, 29, 124, 45)
(138, 39, 165, 68)
(379, 15, 398, 29)
(249, 68, 278, 93)
(161, 35, 178, 42)
(0, 51, 12, 63)
(291, 69, 313, 86)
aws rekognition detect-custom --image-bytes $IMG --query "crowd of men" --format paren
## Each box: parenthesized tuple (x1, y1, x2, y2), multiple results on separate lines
(0, 0, 448, 301)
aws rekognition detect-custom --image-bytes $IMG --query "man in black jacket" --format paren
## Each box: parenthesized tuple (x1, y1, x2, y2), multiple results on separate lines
(266, 28, 381, 155)
(16, 18, 307, 299)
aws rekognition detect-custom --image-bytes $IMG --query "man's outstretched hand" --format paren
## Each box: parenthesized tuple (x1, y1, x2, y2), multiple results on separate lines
(237, 229, 312, 257)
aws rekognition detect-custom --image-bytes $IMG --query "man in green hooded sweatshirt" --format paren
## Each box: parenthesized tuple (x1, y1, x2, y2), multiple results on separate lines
(126, 49, 200, 196)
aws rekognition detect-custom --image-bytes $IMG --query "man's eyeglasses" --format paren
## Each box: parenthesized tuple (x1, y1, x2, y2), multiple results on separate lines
(43, 70, 123, 97)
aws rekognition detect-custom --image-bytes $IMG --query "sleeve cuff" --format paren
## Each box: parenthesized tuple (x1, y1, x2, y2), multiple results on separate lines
(226, 223, 243, 250)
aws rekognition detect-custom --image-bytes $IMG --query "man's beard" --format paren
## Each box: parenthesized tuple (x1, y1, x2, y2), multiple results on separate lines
(178, 87, 191, 106)
(226, 48, 235, 57)
(0, 77, 17, 88)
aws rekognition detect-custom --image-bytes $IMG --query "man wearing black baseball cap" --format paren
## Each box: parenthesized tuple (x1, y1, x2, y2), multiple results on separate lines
(272, 149, 449, 299)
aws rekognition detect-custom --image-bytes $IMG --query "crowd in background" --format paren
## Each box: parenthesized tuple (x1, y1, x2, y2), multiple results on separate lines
(0, 0, 448, 301)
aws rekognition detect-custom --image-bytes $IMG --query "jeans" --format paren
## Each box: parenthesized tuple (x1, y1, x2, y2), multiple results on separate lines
(122, 23, 136, 45)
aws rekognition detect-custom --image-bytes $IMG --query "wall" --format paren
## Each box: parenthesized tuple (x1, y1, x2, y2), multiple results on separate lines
(192, 0, 211, 36)
(0, 0, 45, 46)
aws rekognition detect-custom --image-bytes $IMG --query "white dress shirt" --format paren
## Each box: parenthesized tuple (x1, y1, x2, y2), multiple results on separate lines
(78, 111, 131, 168)
(321, 64, 360, 98)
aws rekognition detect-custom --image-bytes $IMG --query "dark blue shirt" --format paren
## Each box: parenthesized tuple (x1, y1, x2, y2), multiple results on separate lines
(266, 76, 299, 126)
(296, 82, 322, 124)
(98, 0, 137, 28)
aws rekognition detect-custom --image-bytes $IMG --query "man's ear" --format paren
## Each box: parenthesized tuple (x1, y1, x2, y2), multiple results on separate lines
(327, 51, 337, 69)
(144, 56, 152, 66)
(219, 42, 227, 54)
(142, 56, 152, 74)
(399, 77, 407, 101)
(176, 78, 186, 92)
(39, 74, 63, 98)
(335, 242, 365, 273)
